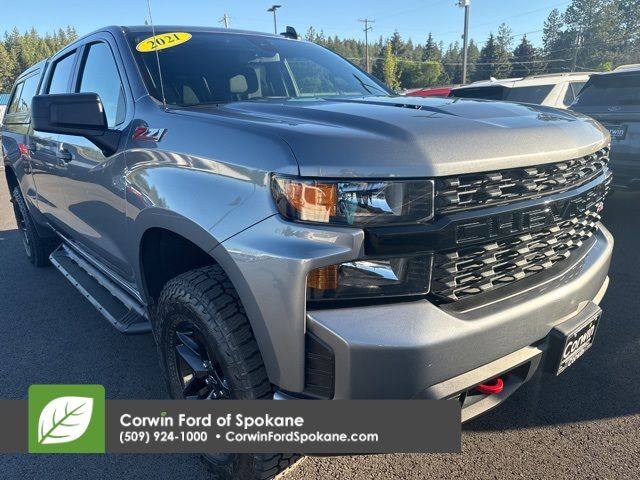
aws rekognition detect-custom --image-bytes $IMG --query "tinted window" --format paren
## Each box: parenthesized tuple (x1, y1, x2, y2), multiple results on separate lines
(563, 84, 575, 106)
(564, 81, 587, 107)
(573, 73, 640, 108)
(504, 85, 554, 104)
(451, 84, 554, 104)
(4, 73, 40, 123)
(6, 82, 24, 114)
(15, 74, 41, 114)
(126, 31, 390, 105)
(47, 52, 76, 94)
(450, 86, 506, 100)
(78, 42, 126, 127)
(570, 81, 586, 95)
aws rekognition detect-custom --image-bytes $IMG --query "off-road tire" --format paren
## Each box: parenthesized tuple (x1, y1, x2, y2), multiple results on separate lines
(156, 265, 300, 480)
(11, 186, 57, 266)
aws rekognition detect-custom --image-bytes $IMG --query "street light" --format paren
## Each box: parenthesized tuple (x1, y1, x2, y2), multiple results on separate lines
(267, 5, 282, 34)
(457, 0, 470, 84)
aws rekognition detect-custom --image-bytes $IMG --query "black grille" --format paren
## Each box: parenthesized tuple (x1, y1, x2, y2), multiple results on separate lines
(435, 147, 610, 214)
(431, 208, 601, 302)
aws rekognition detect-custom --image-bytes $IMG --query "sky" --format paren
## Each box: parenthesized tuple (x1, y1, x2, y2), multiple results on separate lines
(1, 0, 572, 47)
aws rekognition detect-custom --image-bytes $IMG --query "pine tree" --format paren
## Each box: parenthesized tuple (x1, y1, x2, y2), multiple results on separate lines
(389, 30, 405, 57)
(0, 43, 15, 91)
(495, 23, 513, 77)
(423, 33, 441, 62)
(442, 42, 462, 84)
(512, 35, 542, 77)
(477, 33, 511, 79)
(466, 39, 480, 82)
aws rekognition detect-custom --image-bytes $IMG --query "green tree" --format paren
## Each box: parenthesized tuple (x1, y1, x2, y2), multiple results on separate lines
(0, 43, 15, 91)
(495, 23, 514, 77)
(442, 42, 462, 84)
(389, 30, 406, 57)
(512, 35, 543, 77)
(423, 33, 441, 62)
(466, 39, 480, 82)
(542, 8, 572, 72)
(382, 42, 400, 90)
(398, 60, 443, 88)
(477, 33, 511, 79)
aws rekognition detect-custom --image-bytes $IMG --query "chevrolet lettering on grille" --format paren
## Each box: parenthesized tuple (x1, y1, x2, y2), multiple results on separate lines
(455, 185, 605, 245)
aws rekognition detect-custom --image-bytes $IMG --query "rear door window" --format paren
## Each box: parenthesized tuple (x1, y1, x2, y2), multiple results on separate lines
(4, 73, 41, 123)
(6, 82, 24, 115)
(573, 74, 640, 109)
(47, 52, 77, 94)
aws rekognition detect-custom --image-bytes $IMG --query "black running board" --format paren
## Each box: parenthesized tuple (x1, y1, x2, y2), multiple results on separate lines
(49, 244, 151, 334)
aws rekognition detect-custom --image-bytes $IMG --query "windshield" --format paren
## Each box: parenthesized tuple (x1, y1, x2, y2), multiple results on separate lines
(572, 73, 640, 109)
(450, 84, 554, 104)
(126, 30, 391, 106)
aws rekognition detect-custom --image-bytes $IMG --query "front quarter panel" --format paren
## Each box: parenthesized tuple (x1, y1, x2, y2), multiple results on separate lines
(125, 107, 302, 381)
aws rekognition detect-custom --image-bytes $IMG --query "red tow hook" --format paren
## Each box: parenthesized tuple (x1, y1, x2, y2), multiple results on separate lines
(475, 377, 504, 395)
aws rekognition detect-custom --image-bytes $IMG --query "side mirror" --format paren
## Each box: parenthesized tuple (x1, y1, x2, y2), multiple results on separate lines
(31, 93, 121, 156)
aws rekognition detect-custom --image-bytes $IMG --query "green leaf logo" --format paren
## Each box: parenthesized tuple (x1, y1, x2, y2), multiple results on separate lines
(37, 396, 94, 445)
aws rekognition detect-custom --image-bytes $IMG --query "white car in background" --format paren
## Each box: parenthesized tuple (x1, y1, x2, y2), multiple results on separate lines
(449, 72, 593, 109)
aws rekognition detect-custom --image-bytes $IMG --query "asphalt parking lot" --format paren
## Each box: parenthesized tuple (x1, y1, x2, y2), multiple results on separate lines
(0, 171, 639, 479)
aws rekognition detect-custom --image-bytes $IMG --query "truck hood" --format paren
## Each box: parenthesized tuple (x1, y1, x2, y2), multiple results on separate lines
(180, 96, 609, 178)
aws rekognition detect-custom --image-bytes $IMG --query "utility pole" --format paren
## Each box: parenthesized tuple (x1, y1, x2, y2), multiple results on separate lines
(358, 18, 375, 73)
(267, 5, 282, 34)
(571, 28, 582, 72)
(457, 0, 470, 84)
(219, 13, 230, 28)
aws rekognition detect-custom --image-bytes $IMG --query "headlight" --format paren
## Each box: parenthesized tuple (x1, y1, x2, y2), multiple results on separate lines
(307, 256, 432, 304)
(271, 175, 434, 226)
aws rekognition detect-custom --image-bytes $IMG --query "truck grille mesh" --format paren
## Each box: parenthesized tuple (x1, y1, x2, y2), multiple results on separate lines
(434, 147, 610, 214)
(431, 209, 601, 302)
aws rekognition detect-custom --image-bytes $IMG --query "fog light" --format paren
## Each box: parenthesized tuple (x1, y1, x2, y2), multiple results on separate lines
(307, 256, 432, 304)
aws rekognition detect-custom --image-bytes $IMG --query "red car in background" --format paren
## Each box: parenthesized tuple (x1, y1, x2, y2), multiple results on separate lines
(404, 86, 453, 97)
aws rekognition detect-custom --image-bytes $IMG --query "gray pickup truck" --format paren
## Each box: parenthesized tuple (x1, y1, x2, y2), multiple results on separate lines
(2, 26, 613, 479)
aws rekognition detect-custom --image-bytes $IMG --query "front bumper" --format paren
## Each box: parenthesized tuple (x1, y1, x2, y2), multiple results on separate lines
(305, 225, 612, 408)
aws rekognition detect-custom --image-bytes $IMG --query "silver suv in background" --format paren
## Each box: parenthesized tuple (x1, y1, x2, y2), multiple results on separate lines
(570, 65, 640, 189)
(450, 72, 592, 108)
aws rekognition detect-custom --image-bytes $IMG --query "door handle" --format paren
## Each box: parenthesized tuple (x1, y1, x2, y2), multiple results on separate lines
(56, 148, 73, 163)
(28, 143, 37, 155)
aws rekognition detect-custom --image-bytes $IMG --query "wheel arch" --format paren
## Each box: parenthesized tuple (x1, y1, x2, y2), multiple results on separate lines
(134, 211, 280, 386)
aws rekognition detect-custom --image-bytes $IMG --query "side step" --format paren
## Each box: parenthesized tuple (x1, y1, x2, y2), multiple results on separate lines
(49, 244, 151, 334)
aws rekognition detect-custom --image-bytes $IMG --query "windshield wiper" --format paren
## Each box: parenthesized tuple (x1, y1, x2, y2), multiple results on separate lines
(352, 74, 388, 95)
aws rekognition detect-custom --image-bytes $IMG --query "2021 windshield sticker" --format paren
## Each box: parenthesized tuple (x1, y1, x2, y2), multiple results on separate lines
(136, 32, 192, 52)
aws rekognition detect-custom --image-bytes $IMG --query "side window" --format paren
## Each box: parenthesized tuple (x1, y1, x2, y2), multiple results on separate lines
(6, 82, 24, 114)
(570, 81, 586, 96)
(4, 73, 40, 123)
(15, 74, 40, 114)
(47, 52, 77, 94)
(564, 81, 587, 107)
(562, 83, 575, 106)
(78, 42, 126, 127)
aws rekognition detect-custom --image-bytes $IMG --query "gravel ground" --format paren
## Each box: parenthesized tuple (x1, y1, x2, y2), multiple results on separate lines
(0, 170, 638, 479)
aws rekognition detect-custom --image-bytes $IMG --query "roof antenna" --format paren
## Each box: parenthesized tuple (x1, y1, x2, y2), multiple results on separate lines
(146, 0, 167, 110)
